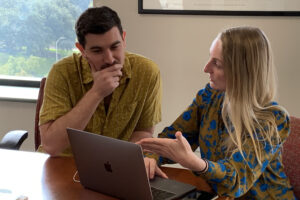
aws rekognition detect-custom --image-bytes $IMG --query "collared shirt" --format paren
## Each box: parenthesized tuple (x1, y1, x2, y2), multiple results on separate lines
(151, 84, 295, 199)
(39, 52, 162, 155)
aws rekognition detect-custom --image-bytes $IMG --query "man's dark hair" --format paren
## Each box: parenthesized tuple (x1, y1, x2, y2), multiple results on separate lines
(75, 6, 123, 47)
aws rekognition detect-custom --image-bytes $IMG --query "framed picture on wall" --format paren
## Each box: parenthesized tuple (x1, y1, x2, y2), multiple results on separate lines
(138, 0, 300, 16)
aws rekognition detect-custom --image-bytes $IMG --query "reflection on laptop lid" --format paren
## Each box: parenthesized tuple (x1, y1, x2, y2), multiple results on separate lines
(67, 128, 196, 200)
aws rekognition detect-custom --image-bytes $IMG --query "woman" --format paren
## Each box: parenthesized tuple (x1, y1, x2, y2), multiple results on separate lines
(137, 26, 296, 199)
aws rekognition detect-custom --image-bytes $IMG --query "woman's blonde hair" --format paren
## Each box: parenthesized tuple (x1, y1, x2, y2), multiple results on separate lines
(220, 26, 281, 164)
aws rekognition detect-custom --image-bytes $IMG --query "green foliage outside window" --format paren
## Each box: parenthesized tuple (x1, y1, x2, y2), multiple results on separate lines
(0, 0, 91, 78)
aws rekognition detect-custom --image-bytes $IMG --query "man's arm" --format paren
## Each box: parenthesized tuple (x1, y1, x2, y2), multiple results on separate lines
(40, 89, 104, 156)
(129, 126, 154, 143)
(40, 64, 122, 157)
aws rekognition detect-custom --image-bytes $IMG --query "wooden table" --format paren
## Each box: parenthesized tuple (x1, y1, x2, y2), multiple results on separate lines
(0, 149, 222, 200)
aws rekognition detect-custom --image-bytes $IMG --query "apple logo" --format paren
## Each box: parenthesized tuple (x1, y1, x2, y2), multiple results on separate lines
(104, 161, 113, 173)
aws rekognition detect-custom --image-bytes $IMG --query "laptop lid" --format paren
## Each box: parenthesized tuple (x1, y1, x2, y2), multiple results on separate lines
(67, 128, 196, 200)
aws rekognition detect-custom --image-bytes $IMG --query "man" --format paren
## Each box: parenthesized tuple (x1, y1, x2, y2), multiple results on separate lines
(39, 6, 161, 156)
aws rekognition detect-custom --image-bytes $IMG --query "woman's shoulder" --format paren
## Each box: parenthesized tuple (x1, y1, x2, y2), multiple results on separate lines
(267, 102, 289, 121)
(266, 102, 290, 133)
(196, 83, 224, 104)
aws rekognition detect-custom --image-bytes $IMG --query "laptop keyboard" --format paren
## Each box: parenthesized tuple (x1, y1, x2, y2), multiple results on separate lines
(151, 187, 176, 200)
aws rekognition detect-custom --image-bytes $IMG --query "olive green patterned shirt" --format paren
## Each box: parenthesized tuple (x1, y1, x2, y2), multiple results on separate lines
(39, 52, 162, 156)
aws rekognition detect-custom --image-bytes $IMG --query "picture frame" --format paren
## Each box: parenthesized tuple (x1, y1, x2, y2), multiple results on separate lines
(138, 0, 300, 16)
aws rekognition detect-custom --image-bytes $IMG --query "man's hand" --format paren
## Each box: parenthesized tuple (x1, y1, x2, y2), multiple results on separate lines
(40, 59, 123, 156)
(144, 157, 168, 179)
(89, 60, 122, 99)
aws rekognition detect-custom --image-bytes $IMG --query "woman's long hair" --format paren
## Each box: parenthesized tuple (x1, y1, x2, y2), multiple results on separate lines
(220, 26, 281, 164)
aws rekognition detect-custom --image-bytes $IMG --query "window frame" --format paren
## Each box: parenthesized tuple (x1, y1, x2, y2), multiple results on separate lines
(0, 77, 41, 88)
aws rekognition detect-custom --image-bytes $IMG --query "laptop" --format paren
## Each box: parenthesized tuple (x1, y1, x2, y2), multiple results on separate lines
(67, 128, 197, 200)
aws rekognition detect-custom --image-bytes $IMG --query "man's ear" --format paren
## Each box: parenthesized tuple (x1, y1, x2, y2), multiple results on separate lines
(122, 31, 127, 48)
(75, 42, 86, 58)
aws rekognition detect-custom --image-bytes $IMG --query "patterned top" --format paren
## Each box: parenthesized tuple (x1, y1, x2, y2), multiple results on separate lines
(39, 52, 162, 156)
(154, 84, 296, 199)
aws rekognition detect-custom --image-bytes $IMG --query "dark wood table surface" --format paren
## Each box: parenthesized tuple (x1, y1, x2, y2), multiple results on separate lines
(0, 149, 226, 200)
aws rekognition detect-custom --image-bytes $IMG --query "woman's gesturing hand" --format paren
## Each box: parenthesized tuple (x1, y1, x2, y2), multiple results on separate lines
(137, 131, 204, 171)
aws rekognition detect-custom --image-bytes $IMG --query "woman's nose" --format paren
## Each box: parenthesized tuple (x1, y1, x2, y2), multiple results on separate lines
(203, 62, 210, 73)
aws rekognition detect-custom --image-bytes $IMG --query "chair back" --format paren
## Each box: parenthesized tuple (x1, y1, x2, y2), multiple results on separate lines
(282, 116, 300, 198)
(0, 130, 28, 150)
(34, 77, 46, 150)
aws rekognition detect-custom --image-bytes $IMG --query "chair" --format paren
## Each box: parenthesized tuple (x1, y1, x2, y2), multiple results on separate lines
(282, 116, 300, 198)
(0, 130, 28, 150)
(34, 77, 46, 150)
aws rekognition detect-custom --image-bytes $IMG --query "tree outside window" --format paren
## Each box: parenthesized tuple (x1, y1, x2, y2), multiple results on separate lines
(0, 0, 92, 79)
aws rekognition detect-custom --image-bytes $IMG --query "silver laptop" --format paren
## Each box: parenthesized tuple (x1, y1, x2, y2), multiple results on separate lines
(67, 128, 196, 200)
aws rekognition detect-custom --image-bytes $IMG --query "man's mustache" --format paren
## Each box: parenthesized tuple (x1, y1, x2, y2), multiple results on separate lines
(101, 61, 119, 70)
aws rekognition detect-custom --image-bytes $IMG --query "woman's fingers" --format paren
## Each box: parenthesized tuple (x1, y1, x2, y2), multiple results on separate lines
(175, 131, 183, 140)
(144, 157, 168, 179)
(148, 160, 156, 179)
(155, 166, 168, 179)
(140, 143, 170, 157)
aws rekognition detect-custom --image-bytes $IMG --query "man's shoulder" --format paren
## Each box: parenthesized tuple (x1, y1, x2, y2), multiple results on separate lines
(125, 52, 159, 74)
(51, 53, 81, 72)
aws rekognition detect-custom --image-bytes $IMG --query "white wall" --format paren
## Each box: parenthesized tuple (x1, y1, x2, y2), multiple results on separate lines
(94, 0, 300, 133)
(0, 101, 36, 151)
(1, 0, 300, 151)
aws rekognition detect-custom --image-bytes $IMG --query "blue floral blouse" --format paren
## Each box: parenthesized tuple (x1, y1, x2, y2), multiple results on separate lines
(154, 84, 296, 199)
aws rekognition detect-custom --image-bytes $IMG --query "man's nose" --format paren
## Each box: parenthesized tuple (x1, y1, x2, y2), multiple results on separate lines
(103, 50, 114, 64)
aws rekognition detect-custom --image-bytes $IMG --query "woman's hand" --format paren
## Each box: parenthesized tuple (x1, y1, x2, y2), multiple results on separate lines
(144, 157, 168, 179)
(137, 131, 205, 171)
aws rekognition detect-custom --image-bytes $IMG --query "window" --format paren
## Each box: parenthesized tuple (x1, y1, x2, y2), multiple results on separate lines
(0, 0, 92, 95)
